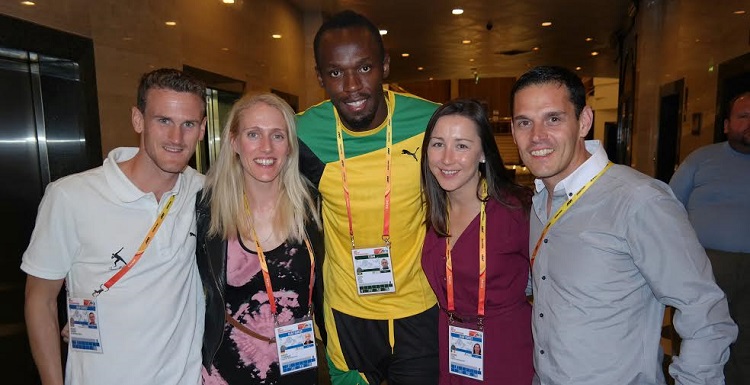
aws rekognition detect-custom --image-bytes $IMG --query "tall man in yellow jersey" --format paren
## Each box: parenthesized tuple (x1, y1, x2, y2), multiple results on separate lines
(297, 10, 439, 385)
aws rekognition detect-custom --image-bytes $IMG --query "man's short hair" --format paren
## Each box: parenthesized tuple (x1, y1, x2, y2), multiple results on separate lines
(511, 65, 587, 119)
(313, 10, 385, 68)
(136, 68, 206, 115)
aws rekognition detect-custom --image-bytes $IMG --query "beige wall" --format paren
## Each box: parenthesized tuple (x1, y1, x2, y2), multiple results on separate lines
(1, 0, 309, 155)
(632, 0, 749, 174)
(588, 77, 619, 142)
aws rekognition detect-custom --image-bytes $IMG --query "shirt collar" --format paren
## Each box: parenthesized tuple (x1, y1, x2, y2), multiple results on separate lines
(533, 140, 609, 198)
(104, 147, 184, 203)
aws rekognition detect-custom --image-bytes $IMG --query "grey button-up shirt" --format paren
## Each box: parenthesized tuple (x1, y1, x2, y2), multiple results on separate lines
(530, 141, 737, 385)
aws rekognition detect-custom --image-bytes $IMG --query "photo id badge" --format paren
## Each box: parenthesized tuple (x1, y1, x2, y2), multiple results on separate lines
(274, 318, 318, 375)
(351, 246, 395, 295)
(448, 325, 484, 381)
(67, 296, 103, 353)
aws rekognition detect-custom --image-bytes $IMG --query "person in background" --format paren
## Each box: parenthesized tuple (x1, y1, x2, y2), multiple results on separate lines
(197, 93, 323, 385)
(669, 91, 750, 384)
(511, 65, 737, 385)
(421, 99, 533, 385)
(23, 68, 207, 385)
(296, 9, 440, 385)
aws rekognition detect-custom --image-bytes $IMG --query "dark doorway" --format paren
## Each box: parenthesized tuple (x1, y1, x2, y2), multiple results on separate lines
(715, 52, 750, 143)
(655, 79, 684, 183)
(603, 121, 620, 163)
(0, 14, 101, 385)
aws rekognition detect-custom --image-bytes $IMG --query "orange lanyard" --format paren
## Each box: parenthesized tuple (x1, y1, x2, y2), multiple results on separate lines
(530, 162, 613, 268)
(244, 195, 316, 318)
(334, 103, 393, 249)
(93, 195, 176, 297)
(445, 180, 488, 322)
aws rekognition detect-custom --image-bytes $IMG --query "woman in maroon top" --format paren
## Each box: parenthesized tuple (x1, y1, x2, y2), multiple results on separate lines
(420, 99, 533, 384)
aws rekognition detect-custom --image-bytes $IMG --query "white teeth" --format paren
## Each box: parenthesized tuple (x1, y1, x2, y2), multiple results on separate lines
(531, 148, 553, 156)
(346, 100, 365, 107)
(255, 158, 274, 166)
(441, 170, 458, 175)
(164, 146, 182, 153)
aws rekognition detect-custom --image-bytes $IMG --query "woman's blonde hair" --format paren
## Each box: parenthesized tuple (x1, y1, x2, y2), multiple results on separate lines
(203, 92, 320, 241)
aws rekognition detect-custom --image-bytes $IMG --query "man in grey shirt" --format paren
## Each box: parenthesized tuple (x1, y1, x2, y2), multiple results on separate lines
(510, 65, 737, 385)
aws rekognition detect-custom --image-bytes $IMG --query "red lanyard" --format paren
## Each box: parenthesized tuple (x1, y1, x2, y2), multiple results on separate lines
(530, 162, 613, 268)
(244, 195, 315, 318)
(445, 180, 488, 323)
(93, 195, 176, 297)
(334, 95, 393, 249)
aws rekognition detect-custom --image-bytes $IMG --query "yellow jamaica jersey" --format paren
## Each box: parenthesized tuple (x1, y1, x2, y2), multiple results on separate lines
(297, 90, 439, 320)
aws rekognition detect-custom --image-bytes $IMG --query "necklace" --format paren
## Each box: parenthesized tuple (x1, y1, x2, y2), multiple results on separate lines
(252, 228, 274, 244)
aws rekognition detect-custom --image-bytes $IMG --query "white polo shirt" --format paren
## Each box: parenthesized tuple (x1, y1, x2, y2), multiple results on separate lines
(22, 147, 205, 385)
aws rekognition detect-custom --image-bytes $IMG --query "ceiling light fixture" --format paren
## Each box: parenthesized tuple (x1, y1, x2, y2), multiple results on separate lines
(417, 67, 424, 71)
(165, 21, 177, 26)
(401, 53, 410, 57)
(585, 37, 593, 42)
(222, 0, 235, 3)
(452, 8, 464, 15)
(541, 21, 552, 27)
(221, 48, 229, 51)
(469, 58, 475, 62)
(462, 39, 471, 44)
(272, 34, 282, 39)
(733, 10, 746, 14)
(532, 46, 540, 51)
(21, 1, 35, 5)
(575, 66, 582, 71)
(591, 51, 599, 56)
(379, 29, 388, 35)
(429, 77, 434, 81)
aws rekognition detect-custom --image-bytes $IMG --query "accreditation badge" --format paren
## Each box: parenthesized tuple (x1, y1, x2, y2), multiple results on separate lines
(448, 325, 484, 381)
(67, 295, 103, 353)
(274, 317, 318, 375)
(351, 246, 396, 295)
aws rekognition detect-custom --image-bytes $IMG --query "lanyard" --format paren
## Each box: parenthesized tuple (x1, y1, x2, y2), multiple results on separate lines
(530, 162, 613, 268)
(244, 195, 316, 319)
(445, 180, 488, 324)
(334, 98, 393, 249)
(93, 195, 176, 297)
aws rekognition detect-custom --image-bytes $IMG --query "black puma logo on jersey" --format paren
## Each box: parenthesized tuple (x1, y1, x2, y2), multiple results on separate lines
(401, 147, 419, 161)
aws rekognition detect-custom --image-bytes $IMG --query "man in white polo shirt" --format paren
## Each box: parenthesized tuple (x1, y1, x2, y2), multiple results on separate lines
(22, 68, 206, 385)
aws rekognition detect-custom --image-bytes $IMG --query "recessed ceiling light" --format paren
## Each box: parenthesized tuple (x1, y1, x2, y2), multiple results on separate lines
(452, 8, 464, 15)
(401, 53, 410, 57)
(222, 0, 235, 3)
(575, 66, 582, 71)
(272, 34, 282, 39)
(429, 77, 434, 81)
(733, 10, 746, 14)
(379, 29, 388, 35)
(469, 58, 475, 62)
(21, 1, 35, 5)
(462, 39, 471, 44)
(541, 21, 552, 27)
(221, 47, 229, 51)
(417, 67, 424, 71)
(165, 21, 177, 26)
(585, 37, 593, 42)
(532, 46, 540, 51)
(591, 51, 599, 56)
(122, 37, 133, 41)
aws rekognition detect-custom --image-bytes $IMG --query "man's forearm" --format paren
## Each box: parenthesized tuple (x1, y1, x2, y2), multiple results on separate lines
(25, 279, 64, 385)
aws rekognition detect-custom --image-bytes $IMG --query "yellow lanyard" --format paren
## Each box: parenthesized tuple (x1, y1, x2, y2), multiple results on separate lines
(530, 162, 613, 268)
(243, 195, 316, 318)
(334, 99, 393, 249)
(93, 195, 176, 297)
(445, 180, 488, 324)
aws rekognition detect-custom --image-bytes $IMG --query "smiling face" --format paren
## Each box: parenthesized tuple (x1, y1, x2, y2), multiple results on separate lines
(315, 26, 390, 132)
(131, 88, 206, 178)
(427, 115, 485, 200)
(511, 82, 592, 191)
(231, 102, 290, 189)
(725, 94, 750, 154)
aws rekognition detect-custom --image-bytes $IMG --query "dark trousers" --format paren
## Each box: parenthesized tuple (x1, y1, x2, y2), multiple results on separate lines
(707, 249, 750, 385)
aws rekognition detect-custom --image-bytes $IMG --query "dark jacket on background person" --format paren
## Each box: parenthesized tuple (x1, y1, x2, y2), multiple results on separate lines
(195, 189, 326, 368)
